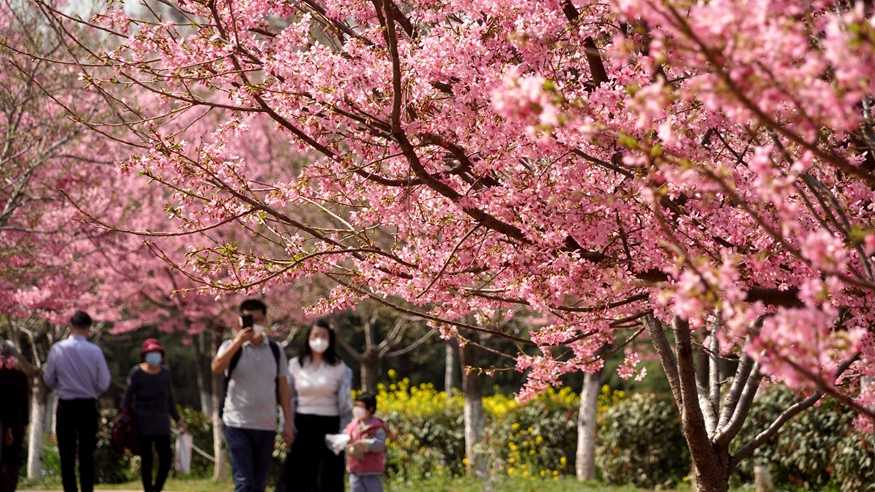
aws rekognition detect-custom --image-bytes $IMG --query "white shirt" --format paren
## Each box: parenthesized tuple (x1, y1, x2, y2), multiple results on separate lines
(288, 356, 353, 428)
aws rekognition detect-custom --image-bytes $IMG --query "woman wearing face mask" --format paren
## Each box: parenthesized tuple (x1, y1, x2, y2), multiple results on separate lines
(122, 339, 184, 492)
(281, 319, 353, 492)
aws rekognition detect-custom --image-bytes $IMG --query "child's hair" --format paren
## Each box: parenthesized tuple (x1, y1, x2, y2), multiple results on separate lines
(355, 392, 377, 414)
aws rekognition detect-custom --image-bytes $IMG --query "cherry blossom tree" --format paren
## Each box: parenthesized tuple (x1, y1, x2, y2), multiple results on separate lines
(23, 0, 875, 490)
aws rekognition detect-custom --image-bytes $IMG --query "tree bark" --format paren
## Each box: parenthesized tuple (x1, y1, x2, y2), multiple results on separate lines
(754, 464, 774, 492)
(647, 316, 730, 492)
(360, 349, 379, 394)
(210, 330, 227, 481)
(27, 376, 47, 480)
(194, 332, 213, 415)
(576, 369, 601, 481)
(460, 343, 486, 477)
(444, 340, 457, 392)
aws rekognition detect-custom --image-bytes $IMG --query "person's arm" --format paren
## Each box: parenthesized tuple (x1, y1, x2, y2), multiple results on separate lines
(337, 364, 353, 430)
(96, 349, 111, 394)
(167, 370, 181, 423)
(211, 330, 252, 374)
(42, 346, 58, 389)
(360, 427, 387, 453)
(276, 353, 293, 445)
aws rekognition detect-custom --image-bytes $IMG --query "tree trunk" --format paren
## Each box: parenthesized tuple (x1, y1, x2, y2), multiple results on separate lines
(444, 341, 456, 392)
(460, 344, 486, 477)
(45, 391, 58, 437)
(754, 464, 774, 492)
(27, 377, 48, 479)
(210, 330, 227, 481)
(360, 349, 379, 394)
(646, 316, 731, 492)
(211, 370, 227, 481)
(576, 369, 601, 480)
(194, 333, 213, 415)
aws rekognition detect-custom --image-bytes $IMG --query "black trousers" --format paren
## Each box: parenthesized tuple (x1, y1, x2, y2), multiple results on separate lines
(0, 423, 25, 492)
(139, 435, 172, 492)
(56, 399, 98, 492)
(281, 414, 344, 492)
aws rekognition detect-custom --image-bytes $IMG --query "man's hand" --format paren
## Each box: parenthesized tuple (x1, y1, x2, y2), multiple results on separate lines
(233, 327, 255, 347)
(282, 422, 295, 447)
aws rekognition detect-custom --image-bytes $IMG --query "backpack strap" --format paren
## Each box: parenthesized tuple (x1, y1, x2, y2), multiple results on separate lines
(268, 340, 283, 405)
(219, 347, 244, 419)
(268, 340, 281, 378)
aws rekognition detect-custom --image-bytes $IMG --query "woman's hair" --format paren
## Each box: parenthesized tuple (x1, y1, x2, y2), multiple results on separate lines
(299, 318, 340, 366)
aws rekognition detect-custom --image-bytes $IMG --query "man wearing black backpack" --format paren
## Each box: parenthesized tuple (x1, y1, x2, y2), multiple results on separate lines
(212, 299, 294, 492)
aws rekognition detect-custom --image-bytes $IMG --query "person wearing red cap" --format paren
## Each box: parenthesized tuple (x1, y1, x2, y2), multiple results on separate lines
(122, 338, 184, 492)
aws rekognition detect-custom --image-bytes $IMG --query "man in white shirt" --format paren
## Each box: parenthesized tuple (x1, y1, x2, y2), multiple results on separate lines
(212, 299, 293, 492)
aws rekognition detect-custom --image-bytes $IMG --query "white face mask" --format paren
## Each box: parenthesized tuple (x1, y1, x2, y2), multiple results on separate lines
(353, 407, 369, 421)
(253, 324, 266, 336)
(309, 337, 329, 354)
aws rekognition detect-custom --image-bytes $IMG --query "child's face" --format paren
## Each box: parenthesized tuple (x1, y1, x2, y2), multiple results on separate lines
(353, 402, 371, 421)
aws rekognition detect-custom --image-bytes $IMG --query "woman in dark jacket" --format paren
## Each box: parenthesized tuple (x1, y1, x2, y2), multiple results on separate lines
(122, 338, 183, 492)
(0, 341, 29, 492)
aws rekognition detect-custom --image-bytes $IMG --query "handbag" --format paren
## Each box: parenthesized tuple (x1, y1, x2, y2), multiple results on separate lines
(110, 409, 140, 456)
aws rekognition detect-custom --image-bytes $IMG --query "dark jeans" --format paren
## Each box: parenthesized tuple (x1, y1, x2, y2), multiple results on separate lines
(57, 399, 98, 492)
(281, 413, 344, 492)
(225, 426, 276, 492)
(139, 435, 172, 492)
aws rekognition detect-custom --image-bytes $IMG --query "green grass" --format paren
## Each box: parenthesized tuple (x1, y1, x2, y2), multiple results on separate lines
(387, 476, 680, 491)
(18, 476, 754, 492)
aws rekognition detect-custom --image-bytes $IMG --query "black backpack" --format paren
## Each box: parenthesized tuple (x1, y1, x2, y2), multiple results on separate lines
(219, 340, 282, 419)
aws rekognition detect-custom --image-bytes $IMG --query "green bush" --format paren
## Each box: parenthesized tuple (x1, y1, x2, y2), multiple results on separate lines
(596, 393, 689, 488)
(833, 431, 875, 492)
(379, 379, 622, 481)
(484, 388, 579, 479)
(379, 380, 466, 479)
(96, 408, 134, 483)
(177, 406, 216, 478)
(734, 386, 875, 491)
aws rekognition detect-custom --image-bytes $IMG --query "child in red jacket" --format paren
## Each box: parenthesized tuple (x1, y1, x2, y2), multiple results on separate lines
(344, 393, 387, 492)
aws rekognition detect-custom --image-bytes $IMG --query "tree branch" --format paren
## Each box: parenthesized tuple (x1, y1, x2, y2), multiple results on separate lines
(730, 353, 860, 467)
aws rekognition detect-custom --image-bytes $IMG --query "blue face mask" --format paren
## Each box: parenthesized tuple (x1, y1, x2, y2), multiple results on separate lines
(145, 352, 162, 366)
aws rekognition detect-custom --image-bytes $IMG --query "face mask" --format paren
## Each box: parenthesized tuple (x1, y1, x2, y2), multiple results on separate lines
(253, 324, 266, 336)
(145, 352, 162, 366)
(353, 407, 369, 421)
(309, 337, 329, 354)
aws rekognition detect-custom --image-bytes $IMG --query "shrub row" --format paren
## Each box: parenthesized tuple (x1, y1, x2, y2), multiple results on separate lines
(31, 382, 875, 492)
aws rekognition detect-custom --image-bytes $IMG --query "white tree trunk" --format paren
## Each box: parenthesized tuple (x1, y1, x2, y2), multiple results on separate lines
(444, 342, 456, 392)
(27, 378, 47, 479)
(195, 332, 213, 415)
(463, 386, 486, 477)
(45, 392, 58, 437)
(754, 464, 774, 492)
(576, 370, 601, 481)
(460, 343, 486, 477)
(211, 370, 227, 480)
